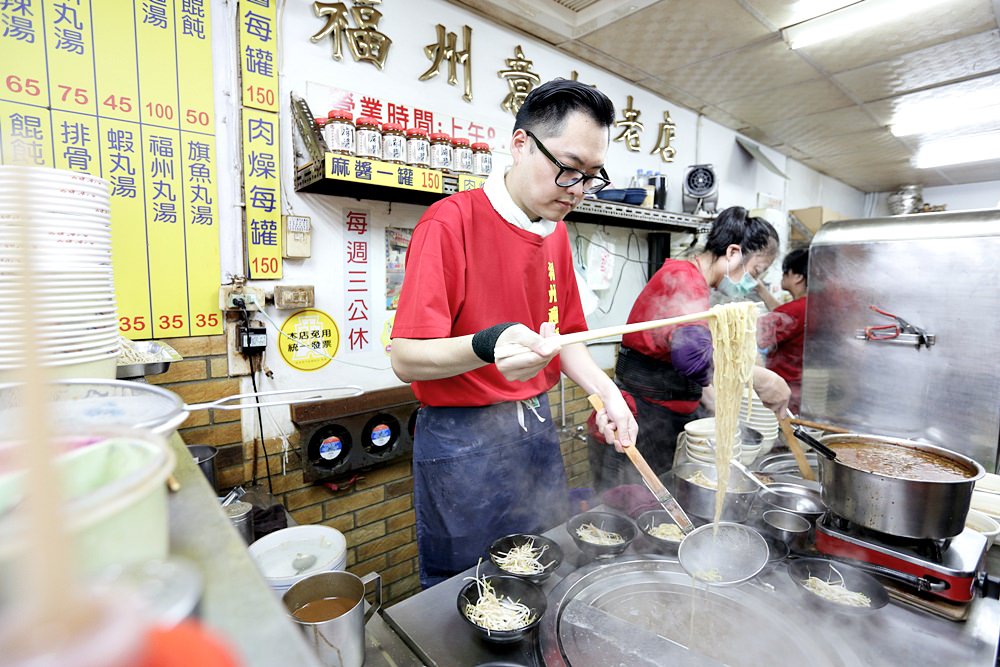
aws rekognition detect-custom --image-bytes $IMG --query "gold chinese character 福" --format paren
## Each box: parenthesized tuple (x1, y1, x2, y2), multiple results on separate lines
(311, 1, 391, 69)
(650, 110, 677, 162)
(614, 95, 644, 152)
(498, 45, 540, 115)
(419, 24, 473, 102)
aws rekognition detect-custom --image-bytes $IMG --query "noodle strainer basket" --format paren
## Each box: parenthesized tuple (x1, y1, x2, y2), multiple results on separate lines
(677, 521, 769, 586)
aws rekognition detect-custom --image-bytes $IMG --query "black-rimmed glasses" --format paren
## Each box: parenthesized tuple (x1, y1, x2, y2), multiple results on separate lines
(525, 130, 611, 194)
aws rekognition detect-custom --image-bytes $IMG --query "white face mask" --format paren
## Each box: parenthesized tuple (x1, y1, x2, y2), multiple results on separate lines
(718, 252, 756, 297)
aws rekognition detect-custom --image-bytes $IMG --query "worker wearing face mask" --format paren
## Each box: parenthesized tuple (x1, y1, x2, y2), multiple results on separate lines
(588, 206, 790, 492)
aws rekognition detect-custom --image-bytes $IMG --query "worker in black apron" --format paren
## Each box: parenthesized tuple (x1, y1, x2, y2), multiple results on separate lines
(390, 80, 638, 588)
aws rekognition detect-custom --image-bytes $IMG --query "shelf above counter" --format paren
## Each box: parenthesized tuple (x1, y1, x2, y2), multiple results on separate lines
(294, 157, 713, 233)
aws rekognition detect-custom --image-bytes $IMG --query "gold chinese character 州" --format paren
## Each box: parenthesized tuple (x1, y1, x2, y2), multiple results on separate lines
(419, 24, 473, 102)
(650, 110, 677, 162)
(311, 1, 391, 69)
(614, 95, 644, 152)
(498, 45, 540, 115)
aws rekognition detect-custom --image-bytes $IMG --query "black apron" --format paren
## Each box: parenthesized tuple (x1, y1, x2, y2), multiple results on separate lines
(413, 393, 569, 588)
(589, 347, 704, 494)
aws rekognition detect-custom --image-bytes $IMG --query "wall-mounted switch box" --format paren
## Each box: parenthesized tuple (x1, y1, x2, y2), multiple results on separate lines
(283, 215, 312, 258)
(274, 285, 315, 309)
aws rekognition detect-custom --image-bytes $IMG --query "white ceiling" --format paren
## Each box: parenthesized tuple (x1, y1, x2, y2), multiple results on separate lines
(448, 0, 1000, 193)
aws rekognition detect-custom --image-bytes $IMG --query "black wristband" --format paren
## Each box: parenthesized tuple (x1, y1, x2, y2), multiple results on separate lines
(471, 322, 519, 364)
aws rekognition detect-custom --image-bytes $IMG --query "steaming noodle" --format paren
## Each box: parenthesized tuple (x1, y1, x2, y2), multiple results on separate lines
(648, 520, 684, 542)
(492, 538, 554, 575)
(708, 303, 759, 525)
(575, 522, 625, 545)
(686, 469, 718, 490)
(802, 565, 872, 607)
(463, 564, 536, 633)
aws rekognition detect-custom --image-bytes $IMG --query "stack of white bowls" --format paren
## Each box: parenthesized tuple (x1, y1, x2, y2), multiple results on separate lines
(739, 392, 779, 461)
(681, 417, 742, 464)
(0, 166, 118, 380)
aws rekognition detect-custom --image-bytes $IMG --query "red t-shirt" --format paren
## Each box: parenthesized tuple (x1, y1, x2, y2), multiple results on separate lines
(760, 295, 807, 386)
(620, 259, 710, 414)
(391, 188, 587, 407)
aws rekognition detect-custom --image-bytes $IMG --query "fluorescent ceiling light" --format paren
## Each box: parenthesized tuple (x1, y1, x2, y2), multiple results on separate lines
(891, 88, 1000, 136)
(913, 132, 1000, 169)
(784, 0, 951, 50)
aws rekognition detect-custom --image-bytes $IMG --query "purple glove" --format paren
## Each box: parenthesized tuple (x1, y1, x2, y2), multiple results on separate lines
(602, 484, 660, 519)
(670, 325, 713, 386)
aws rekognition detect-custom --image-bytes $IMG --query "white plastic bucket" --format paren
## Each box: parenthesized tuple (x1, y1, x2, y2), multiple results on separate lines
(0, 432, 175, 575)
(249, 525, 348, 596)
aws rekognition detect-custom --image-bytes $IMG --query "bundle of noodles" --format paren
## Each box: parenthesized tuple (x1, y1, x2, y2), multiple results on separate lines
(708, 302, 759, 525)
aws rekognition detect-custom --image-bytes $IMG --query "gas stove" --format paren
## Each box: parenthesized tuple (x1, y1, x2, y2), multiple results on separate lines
(814, 512, 988, 603)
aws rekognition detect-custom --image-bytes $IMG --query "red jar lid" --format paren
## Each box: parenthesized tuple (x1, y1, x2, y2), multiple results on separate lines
(451, 137, 470, 147)
(406, 127, 428, 138)
(430, 132, 451, 142)
(381, 122, 404, 132)
(471, 142, 490, 151)
(314, 117, 327, 125)
(327, 109, 353, 121)
(356, 116, 380, 128)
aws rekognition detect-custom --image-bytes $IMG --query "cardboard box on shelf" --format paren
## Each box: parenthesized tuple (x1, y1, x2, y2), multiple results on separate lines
(789, 206, 846, 240)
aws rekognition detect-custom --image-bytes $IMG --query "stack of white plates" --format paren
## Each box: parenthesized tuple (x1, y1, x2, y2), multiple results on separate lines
(0, 166, 117, 379)
(739, 392, 779, 461)
(681, 417, 742, 464)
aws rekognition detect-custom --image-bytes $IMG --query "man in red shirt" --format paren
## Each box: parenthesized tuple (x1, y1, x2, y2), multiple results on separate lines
(757, 248, 809, 413)
(391, 80, 638, 588)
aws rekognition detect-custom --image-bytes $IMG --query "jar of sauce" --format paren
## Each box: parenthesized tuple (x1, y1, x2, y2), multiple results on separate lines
(472, 142, 492, 177)
(452, 137, 473, 174)
(429, 133, 453, 172)
(325, 110, 355, 156)
(355, 116, 382, 160)
(381, 122, 406, 164)
(406, 128, 430, 168)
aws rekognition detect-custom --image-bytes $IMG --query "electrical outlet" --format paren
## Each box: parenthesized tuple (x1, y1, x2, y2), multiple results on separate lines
(220, 285, 266, 311)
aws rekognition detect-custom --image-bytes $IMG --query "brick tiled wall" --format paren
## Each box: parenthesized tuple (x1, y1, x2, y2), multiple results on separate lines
(153, 335, 601, 606)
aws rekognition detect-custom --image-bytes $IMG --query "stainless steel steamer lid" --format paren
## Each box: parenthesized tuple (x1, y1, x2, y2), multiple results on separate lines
(0, 379, 364, 434)
(539, 557, 860, 667)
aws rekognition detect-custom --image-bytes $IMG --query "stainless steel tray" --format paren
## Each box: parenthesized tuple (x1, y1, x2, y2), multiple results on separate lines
(116, 340, 183, 378)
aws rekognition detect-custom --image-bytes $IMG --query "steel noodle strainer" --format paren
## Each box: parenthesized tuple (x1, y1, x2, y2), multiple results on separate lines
(677, 521, 769, 586)
(0, 379, 364, 434)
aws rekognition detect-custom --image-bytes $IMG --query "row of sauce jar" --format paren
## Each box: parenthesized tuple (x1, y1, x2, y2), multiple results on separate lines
(316, 111, 492, 177)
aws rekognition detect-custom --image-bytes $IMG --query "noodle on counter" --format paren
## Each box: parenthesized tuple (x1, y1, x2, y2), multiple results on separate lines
(708, 302, 759, 525)
(802, 566, 872, 607)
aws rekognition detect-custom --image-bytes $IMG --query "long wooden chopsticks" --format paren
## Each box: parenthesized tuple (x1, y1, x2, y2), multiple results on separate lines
(493, 309, 715, 361)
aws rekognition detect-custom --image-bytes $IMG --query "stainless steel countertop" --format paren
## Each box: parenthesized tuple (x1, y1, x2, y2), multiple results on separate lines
(169, 436, 424, 667)
(167, 436, 324, 667)
(383, 505, 1000, 667)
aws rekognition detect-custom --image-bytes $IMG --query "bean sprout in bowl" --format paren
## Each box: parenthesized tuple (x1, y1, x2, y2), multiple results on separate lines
(788, 558, 888, 615)
(636, 509, 683, 554)
(566, 511, 636, 558)
(457, 574, 547, 643)
(488, 534, 563, 583)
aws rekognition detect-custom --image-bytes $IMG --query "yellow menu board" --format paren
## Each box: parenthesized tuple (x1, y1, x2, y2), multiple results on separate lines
(0, 0, 221, 339)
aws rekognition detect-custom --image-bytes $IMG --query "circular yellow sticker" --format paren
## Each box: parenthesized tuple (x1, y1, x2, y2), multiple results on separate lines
(279, 309, 340, 371)
(381, 315, 394, 356)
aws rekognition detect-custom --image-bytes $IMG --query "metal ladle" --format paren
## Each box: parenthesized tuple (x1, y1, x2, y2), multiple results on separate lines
(677, 521, 769, 587)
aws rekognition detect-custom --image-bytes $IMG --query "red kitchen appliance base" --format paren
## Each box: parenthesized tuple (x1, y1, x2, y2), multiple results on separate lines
(814, 513, 987, 603)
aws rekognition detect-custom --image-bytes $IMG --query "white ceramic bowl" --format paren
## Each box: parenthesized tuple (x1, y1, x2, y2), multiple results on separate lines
(684, 417, 716, 439)
(966, 509, 1000, 549)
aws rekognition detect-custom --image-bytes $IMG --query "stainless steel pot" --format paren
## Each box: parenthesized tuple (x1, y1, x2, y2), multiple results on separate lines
(818, 434, 984, 539)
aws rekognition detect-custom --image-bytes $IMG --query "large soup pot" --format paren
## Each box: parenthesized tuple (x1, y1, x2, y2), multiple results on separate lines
(817, 433, 984, 539)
